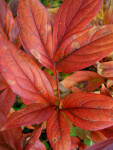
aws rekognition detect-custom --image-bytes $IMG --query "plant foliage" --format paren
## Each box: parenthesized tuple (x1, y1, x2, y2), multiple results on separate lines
(0, 0, 113, 149)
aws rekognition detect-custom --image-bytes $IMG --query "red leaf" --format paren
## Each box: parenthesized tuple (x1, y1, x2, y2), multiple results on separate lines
(0, 128, 23, 150)
(17, 0, 53, 69)
(47, 111, 71, 150)
(61, 71, 104, 92)
(21, 97, 36, 105)
(2, 103, 55, 130)
(0, 73, 8, 91)
(85, 137, 113, 150)
(60, 93, 113, 130)
(0, 1, 20, 47)
(71, 137, 80, 150)
(0, 38, 55, 105)
(0, 0, 14, 35)
(0, 27, 7, 39)
(44, 71, 57, 90)
(55, 25, 113, 73)
(25, 124, 46, 150)
(100, 126, 113, 138)
(79, 143, 88, 150)
(0, 111, 23, 150)
(0, 88, 15, 116)
(100, 84, 112, 97)
(98, 61, 113, 78)
(104, 0, 113, 24)
(0, 70, 15, 116)
(53, 0, 103, 52)
(71, 137, 88, 150)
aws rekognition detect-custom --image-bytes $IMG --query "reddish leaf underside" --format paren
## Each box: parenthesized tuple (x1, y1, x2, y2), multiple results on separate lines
(60, 93, 113, 131)
(17, 0, 53, 69)
(2, 103, 55, 130)
(0, 38, 55, 105)
(98, 61, 113, 78)
(55, 25, 113, 73)
(53, 0, 103, 52)
(47, 111, 71, 150)
(85, 137, 113, 150)
(61, 71, 104, 92)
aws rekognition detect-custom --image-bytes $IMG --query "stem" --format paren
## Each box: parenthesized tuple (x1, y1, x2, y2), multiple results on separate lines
(53, 66, 61, 103)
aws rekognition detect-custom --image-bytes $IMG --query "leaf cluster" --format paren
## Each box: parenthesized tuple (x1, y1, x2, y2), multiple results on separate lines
(1, 0, 113, 150)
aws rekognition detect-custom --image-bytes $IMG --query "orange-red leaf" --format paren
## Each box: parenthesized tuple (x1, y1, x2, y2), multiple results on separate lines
(47, 111, 71, 150)
(17, 0, 53, 69)
(60, 93, 113, 131)
(2, 103, 55, 130)
(61, 71, 104, 92)
(91, 131, 107, 143)
(55, 25, 113, 73)
(0, 38, 55, 105)
(53, 0, 103, 52)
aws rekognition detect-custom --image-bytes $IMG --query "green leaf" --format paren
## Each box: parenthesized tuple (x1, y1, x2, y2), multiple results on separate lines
(70, 126, 77, 137)
(84, 140, 91, 146)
